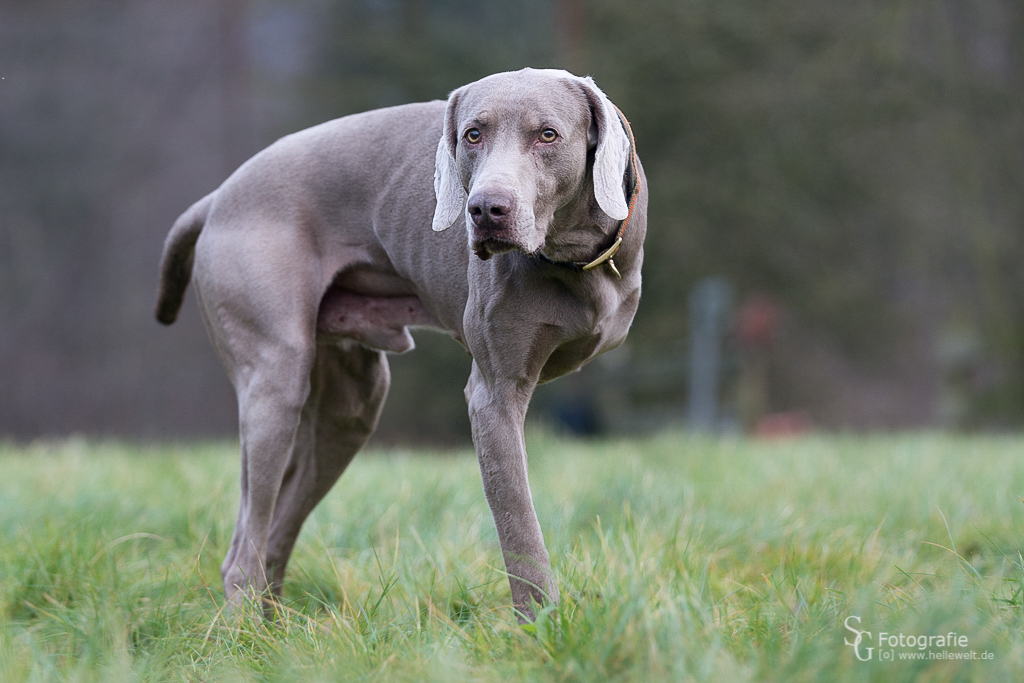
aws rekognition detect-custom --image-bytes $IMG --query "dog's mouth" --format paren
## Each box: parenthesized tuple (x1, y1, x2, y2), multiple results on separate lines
(472, 237, 519, 261)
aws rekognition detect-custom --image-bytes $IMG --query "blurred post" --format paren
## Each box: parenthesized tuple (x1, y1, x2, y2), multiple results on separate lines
(734, 294, 780, 432)
(686, 278, 733, 431)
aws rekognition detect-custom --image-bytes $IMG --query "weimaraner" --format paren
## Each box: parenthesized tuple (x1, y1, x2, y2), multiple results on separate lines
(155, 68, 646, 620)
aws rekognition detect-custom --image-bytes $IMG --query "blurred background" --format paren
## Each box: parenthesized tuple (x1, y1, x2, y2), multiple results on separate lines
(1, 0, 1021, 443)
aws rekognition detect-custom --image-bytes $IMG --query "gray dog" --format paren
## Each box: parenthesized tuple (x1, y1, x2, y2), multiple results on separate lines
(155, 68, 646, 620)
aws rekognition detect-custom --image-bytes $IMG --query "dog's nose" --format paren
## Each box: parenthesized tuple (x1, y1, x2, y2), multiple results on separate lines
(467, 191, 514, 230)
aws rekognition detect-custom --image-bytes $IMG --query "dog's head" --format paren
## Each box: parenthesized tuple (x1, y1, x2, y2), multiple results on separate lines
(431, 69, 631, 261)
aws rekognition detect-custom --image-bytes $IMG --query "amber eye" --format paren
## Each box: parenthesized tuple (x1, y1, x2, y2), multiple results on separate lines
(540, 128, 558, 143)
(465, 128, 482, 144)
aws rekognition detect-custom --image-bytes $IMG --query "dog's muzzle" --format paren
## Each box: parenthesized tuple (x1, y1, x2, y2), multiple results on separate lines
(468, 189, 519, 259)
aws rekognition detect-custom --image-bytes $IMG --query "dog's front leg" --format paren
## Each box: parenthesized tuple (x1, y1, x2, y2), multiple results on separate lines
(465, 360, 558, 621)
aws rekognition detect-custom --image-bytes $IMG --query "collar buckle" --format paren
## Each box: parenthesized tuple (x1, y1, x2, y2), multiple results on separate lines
(581, 237, 623, 279)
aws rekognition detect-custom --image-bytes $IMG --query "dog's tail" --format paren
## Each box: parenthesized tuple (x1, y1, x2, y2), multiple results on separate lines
(155, 192, 215, 325)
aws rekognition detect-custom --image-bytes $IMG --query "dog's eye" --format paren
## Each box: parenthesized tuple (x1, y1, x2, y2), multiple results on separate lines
(539, 128, 558, 143)
(465, 128, 482, 144)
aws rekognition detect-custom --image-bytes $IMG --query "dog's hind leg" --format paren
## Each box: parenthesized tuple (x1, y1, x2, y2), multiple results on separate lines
(218, 336, 316, 607)
(264, 342, 390, 597)
(191, 225, 324, 608)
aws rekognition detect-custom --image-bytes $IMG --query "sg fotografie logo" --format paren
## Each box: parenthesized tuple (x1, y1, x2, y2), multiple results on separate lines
(843, 615, 983, 663)
(844, 616, 874, 661)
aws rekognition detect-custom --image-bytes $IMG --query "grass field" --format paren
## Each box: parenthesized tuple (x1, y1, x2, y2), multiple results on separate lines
(2, 433, 1024, 681)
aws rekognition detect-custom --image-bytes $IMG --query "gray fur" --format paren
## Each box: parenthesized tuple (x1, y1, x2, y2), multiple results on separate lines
(155, 68, 647, 621)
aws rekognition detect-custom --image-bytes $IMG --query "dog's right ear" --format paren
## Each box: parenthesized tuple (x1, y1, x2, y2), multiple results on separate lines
(432, 88, 467, 232)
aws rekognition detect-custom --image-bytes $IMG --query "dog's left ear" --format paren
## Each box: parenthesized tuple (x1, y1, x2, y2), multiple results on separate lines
(432, 87, 467, 232)
(577, 77, 630, 222)
(574, 76, 630, 221)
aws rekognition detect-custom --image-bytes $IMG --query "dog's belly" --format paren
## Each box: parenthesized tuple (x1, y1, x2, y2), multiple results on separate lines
(316, 264, 444, 353)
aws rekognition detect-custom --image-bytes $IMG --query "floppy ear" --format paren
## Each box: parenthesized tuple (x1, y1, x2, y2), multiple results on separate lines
(432, 88, 467, 232)
(575, 76, 630, 221)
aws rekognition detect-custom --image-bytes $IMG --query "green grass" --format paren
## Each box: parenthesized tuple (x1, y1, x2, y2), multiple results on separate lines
(1, 433, 1024, 681)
